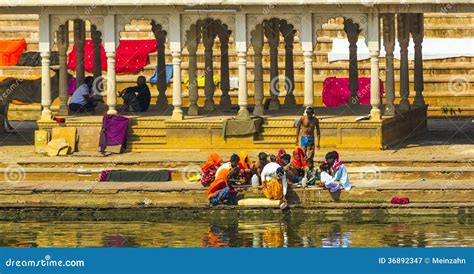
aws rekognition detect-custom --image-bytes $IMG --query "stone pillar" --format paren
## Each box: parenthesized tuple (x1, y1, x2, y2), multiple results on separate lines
(39, 13, 52, 121)
(57, 23, 69, 116)
(217, 22, 232, 111)
(411, 13, 425, 107)
(280, 20, 296, 106)
(264, 18, 280, 111)
(104, 15, 117, 115)
(367, 13, 381, 121)
(251, 24, 264, 116)
(152, 20, 169, 108)
(170, 12, 183, 120)
(236, 13, 249, 116)
(74, 19, 86, 88)
(301, 13, 314, 108)
(397, 14, 411, 111)
(202, 18, 217, 111)
(186, 23, 200, 116)
(383, 14, 396, 116)
(91, 24, 103, 96)
(171, 51, 183, 120)
(344, 19, 360, 105)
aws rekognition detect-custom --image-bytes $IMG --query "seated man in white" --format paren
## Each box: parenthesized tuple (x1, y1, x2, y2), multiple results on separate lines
(320, 151, 351, 192)
(69, 76, 99, 113)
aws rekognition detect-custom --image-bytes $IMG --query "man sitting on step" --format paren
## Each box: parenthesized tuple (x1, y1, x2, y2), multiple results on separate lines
(119, 76, 151, 113)
(69, 76, 99, 113)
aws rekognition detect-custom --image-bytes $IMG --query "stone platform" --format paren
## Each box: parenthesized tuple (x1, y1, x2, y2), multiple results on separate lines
(37, 105, 428, 151)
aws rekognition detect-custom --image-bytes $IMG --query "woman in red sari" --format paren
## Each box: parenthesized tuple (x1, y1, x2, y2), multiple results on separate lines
(287, 147, 307, 184)
(200, 152, 223, 187)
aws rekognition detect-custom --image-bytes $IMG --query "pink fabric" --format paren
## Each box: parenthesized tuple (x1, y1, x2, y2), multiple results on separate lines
(68, 78, 76, 95)
(391, 197, 410, 204)
(322, 77, 384, 107)
(67, 39, 157, 74)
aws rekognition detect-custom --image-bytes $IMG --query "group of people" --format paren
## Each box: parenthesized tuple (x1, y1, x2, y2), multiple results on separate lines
(69, 76, 151, 114)
(203, 107, 351, 207)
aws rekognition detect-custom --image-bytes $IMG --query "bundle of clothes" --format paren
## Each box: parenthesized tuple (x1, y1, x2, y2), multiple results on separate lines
(198, 144, 351, 207)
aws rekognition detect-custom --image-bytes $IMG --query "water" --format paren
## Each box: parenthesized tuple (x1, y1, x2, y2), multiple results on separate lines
(0, 209, 472, 248)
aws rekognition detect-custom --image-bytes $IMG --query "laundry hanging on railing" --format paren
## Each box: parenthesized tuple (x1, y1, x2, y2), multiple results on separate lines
(0, 39, 26, 66)
(67, 39, 157, 74)
(149, 64, 173, 85)
(182, 75, 220, 88)
(322, 77, 384, 107)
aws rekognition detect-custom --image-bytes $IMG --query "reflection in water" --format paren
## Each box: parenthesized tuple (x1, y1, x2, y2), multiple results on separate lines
(0, 213, 472, 248)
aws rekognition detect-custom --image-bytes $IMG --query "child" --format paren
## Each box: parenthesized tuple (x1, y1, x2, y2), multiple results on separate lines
(302, 158, 318, 187)
(304, 141, 315, 162)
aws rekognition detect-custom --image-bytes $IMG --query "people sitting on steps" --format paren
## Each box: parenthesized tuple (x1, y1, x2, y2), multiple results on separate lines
(119, 76, 151, 113)
(69, 76, 102, 113)
(202, 149, 351, 206)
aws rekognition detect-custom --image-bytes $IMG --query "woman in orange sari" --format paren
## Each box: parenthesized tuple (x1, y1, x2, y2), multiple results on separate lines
(207, 168, 237, 206)
(200, 152, 223, 187)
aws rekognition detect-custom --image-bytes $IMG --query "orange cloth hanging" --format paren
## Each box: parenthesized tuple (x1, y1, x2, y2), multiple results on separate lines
(0, 39, 26, 66)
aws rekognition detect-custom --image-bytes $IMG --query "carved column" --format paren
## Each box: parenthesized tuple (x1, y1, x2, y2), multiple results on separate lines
(251, 24, 264, 116)
(91, 25, 102, 82)
(74, 19, 86, 88)
(217, 22, 232, 111)
(280, 20, 296, 106)
(301, 13, 314, 108)
(39, 13, 52, 121)
(104, 15, 117, 115)
(152, 20, 169, 108)
(411, 13, 425, 107)
(170, 12, 183, 120)
(383, 14, 396, 116)
(202, 18, 217, 111)
(186, 23, 200, 116)
(368, 13, 381, 121)
(398, 14, 411, 111)
(57, 23, 69, 116)
(171, 51, 183, 120)
(236, 13, 249, 116)
(344, 19, 360, 105)
(264, 18, 281, 110)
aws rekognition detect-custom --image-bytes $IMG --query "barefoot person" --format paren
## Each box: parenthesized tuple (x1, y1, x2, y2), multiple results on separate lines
(295, 107, 321, 150)
(323, 151, 351, 192)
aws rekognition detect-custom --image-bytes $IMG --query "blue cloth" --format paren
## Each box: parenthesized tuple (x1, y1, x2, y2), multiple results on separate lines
(149, 64, 173, 84)
(209, 187, 235, 206)
(300, 136, 315, 148)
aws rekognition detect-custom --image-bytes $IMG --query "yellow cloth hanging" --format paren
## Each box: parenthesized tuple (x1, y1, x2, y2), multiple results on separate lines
(182, 75, 219, 88)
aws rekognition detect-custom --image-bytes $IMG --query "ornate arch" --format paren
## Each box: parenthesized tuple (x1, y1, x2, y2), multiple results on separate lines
(181, 14, 235, 48)
(115, 14, 170, 47)
(50, 15, 105, 46)
(247, 14, 302, 47)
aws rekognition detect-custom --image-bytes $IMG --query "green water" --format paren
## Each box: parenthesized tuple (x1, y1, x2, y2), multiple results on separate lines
(0, 209, 472, 247)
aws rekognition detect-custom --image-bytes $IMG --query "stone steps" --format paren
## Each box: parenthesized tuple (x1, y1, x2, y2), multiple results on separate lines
(2, 166, 473, 182)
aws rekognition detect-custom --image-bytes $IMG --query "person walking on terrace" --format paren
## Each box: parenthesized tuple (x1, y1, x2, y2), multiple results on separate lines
(295, 107, 321, 150)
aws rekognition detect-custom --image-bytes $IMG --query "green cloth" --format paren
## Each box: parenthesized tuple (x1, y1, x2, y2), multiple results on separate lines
(223, 111, 264, 137)
(107, 170, 171, 182)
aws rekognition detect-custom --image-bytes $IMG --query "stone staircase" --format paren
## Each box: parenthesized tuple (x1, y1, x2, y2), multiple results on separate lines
(0, 13, 473, 119)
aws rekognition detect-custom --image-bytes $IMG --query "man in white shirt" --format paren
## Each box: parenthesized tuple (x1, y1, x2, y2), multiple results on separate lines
(260, 162, 288, 202)
(69, 76, 98, 113)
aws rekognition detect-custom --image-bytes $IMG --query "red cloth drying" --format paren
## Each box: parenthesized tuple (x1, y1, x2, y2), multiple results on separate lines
(67, 39, 157, 74)
(322, 77, 384, 107)
(0, 39, 26, 66)
(391, 197, 410, 204)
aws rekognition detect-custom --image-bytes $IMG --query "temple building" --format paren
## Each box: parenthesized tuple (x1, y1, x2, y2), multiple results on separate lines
(0, 1, 472, 150)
